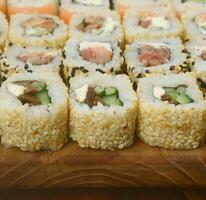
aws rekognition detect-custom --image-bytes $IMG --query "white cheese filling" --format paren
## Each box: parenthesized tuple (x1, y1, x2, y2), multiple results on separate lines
(74, 0, 103, 6)
(79, 41, 112, 52)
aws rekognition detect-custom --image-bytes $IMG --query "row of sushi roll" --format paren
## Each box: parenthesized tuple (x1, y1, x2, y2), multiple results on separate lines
(0, 0, 206, 152)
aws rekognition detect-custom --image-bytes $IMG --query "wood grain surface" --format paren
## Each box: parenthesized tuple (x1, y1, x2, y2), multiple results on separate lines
(0, 140, 206, 188)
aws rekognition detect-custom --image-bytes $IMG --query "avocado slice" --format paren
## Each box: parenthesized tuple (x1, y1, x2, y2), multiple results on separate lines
(31, 81, 46, 92)
(102, 95, 123, 106)
(105, 87, 118, 96)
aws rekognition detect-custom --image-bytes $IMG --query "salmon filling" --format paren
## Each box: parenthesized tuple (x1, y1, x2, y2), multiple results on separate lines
(7, 81, 51, 106)
(153, 85, 194, 105)
(79, 44, 113, 64)
(77, 16, 104, 33)
(201, 50, 206, 60)
(17, 52, 54, 65)
(75, 84, 123, 108)
(138, 44, 171, 67)
(22, 17, 57, 37)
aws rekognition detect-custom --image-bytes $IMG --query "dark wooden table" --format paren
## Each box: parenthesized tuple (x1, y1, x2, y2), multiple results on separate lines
(0, 188, 206, 200)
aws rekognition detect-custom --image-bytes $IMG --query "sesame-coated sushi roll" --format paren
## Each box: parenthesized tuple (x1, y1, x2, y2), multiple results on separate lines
(0, 12, 9, 50)
(123, 7, 182, 43)
(9, 13, 69, 49)
(182, 8, 206, 41)
(69, 73, 137, 150)
(0, 0, 6, 14)
(124, 38, 188, 84)
(0, 72, 68, 152)
(138, 73, 206, 150)
(59, 0, 110, 24)
(0, 44, 62, 81)
(7, 0, 58, 19)
(63, 39, 123, 83)
(69, 10, 123, 44)
(186, 39, 206, 77)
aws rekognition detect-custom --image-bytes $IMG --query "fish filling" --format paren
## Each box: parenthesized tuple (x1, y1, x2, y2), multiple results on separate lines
(17, 52, 54, 65)
(79, 42, 113, 64)
(138, 44, 171, 67)
(7, 81, 51, 106)
(22, 17, 57, 37)
(153, 85, 194, 105)
(75, 84, 123, 108)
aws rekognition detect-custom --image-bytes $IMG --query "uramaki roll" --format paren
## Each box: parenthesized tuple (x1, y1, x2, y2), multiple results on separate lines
(124, 38, 188, 84)
(0, 72, 69, 152)
(123, 6, 182, 43)
(63, 39, 123, 83)
(0, 12, 9, 50)
(137, 73, 206, 150)
(59, 0, 110, 24)
(69, 10, 123, 44)
(0, 43, 62, 81)
(69, 73, 137, 150)
(7, 0, 58, 20)
(9, 13, 69, 49)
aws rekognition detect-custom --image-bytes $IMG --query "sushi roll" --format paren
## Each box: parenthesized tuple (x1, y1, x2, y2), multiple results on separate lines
(186, 39, 206, 76)
(59, 0, 110, 24)
(69, 73, 137, 150)
(123, 6, 182, 43)
(0, 12, 9, 51)
(124, 38, 188, 84)
(115, 0, 171, 20)
(0, 0, 6, 14)
(0, 72, 69, 152)
(9, 13, 69, 49)
(7, 0, 58, 19)
(69, 10, 123, 44)
(0, 44, 62, 81)
(182, 7, 206, 41)
(63, 39, 123, 82)
(137, 73, 206, 150)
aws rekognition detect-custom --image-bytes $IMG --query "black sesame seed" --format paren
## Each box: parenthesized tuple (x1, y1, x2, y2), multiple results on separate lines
(24, 64, 29, 70)
(27, 70, 33, 73)
(110, 67, 114, 73)
(145, 70, 150, 73)
(82, 69, 89, 73)
(170, 65, 175, 70)
(96, 69, 105, 74)
(62, 50, 66, 59)
(8, 42, 13, 46)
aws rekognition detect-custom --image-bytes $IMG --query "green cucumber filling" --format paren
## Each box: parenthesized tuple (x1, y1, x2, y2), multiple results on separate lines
(22, 17, 57, 37)
(197, 78, 206, 94)
(182, 0, 206, 3)
(75, 85, 123, 108)
(154, 85, 194, 105)
(7, 81, 51, 106)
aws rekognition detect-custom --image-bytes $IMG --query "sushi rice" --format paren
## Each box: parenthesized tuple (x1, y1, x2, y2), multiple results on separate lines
(69, 72, 137, 150)
(0, 72, 69, 152)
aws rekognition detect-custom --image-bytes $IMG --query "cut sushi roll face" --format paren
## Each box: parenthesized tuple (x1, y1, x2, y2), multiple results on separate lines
(137, 74, 206, 150)
(63, 39, 123, 82)
(9, 14, 69, 48)
(124, 7, 182, 43)
(0, 44, 62, 81)
(7, 0, 58, 19)
(69, 73, 137, 150)
(124, 38, 187, 83)
(69, 11, 123, 43)
(0, 72, 69, 152)
(59, 0, 110, 24)
(182, 9, 206, 40)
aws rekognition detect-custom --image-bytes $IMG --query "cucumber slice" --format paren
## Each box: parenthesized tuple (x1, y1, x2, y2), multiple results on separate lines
(31, 81, 46, 92)
(94, 86, 105, 96)
(35, 90, 51, 105)
(103, 95, 123, 106)
(105, 87, 118, 96)
(201, 25, 206, 31)
(176, 93, 194, 104)
(164, 87, 176, 93)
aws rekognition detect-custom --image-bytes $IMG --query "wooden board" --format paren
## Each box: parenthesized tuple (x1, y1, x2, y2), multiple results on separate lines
(0, 139, 206, 189)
